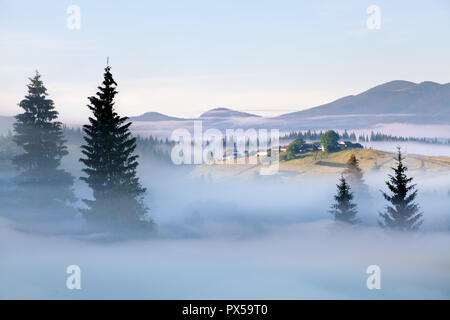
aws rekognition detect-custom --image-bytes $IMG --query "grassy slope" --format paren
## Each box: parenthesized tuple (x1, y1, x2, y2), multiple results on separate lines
(193, 148, 450, 180)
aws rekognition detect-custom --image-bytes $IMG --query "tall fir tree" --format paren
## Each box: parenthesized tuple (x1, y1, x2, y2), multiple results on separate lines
(80, 65, 152, 230)
(379, 148, 423, 231)
(343, 154, 369, 197)
(12, 71, 75, 220)
(330, 175, 358, 224)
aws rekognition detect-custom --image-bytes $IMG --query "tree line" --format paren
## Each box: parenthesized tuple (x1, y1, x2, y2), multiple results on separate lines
(63, 126, 175, 163)
(282, 129, 450, 145)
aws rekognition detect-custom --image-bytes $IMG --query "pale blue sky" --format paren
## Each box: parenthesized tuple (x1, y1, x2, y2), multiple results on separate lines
(1, 0, 449, 123)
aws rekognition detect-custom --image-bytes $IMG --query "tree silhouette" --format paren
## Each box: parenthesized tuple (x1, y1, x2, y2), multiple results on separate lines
(80, 65, 152, 231)
(344, 153, 369, 197)
(12, 71, 75, 220)
(379, 148, 423, 231)
(330, 175, 358, 224)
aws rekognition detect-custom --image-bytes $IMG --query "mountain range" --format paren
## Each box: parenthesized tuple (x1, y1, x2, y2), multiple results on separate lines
(1, 80, 449, 136)
(130, 80, 450, 129)
(276, 80, 450, 125)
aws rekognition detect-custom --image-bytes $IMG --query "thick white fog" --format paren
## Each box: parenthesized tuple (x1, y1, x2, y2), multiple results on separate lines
(1, 219, 450, 299)
(1, 142, 449, 299)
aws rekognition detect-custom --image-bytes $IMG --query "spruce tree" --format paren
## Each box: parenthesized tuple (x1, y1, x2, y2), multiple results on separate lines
(330, 175, 358, 224)
(80, 65, 152, 230)
(12, 71, 75, 220)
(344, 153, 369, 197)
(379, 148, 423, 231)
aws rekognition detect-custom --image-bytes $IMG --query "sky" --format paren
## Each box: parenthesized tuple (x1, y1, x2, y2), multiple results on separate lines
(0, 0, 449, 123)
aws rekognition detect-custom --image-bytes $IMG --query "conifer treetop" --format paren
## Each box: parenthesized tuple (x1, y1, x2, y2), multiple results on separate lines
(19, 71, 59, 123)
(330, 175, 358, 225)
(379, 148, 423, 231)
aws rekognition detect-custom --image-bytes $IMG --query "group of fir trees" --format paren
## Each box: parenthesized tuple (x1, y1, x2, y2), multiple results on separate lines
(11, 66, 152, 231)
(330, 150, 423, 231)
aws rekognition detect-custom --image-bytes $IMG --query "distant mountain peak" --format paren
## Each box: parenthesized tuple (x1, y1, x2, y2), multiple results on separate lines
(419, 81, 441, 86)
(200, 108, 261, 118)
(364, 80, 447, 94)
(130, 112, 183, 122)
(364, 80, 417, 93)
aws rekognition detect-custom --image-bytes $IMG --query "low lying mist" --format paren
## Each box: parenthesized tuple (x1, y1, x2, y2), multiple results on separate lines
(1, 218, 450, 299)
(1, 142, 449, 299)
